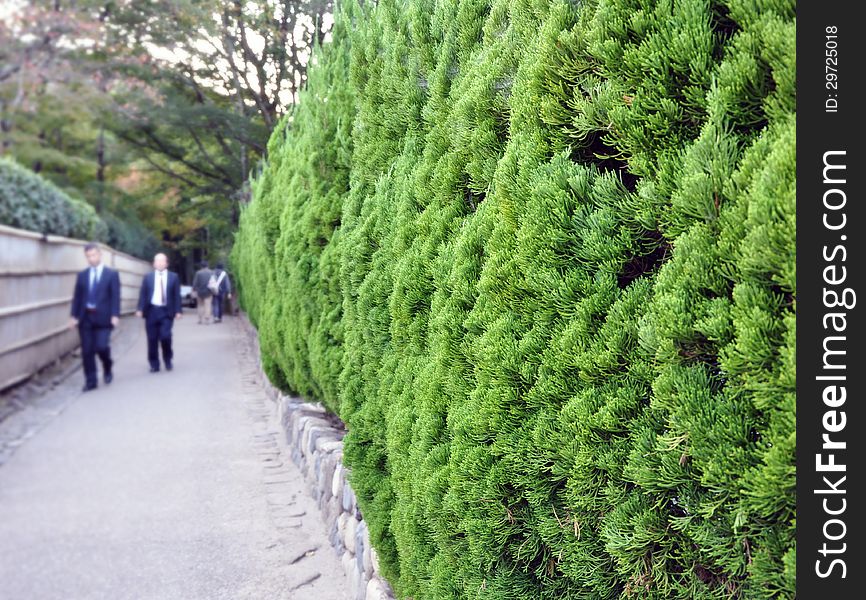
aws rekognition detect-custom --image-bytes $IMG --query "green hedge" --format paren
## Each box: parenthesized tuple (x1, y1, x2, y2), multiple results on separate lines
(232, 1, 795, 598)
(0, 157, 108, 240)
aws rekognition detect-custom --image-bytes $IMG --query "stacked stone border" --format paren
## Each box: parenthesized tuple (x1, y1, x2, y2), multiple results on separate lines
(238, 314, 396, 600)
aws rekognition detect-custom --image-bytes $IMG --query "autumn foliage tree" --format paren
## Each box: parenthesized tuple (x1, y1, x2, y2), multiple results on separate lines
(1, 0, 333, 261)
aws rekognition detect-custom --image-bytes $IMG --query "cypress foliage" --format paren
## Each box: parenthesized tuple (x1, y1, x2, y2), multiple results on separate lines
(231, 0, 796, 598)
(232, 1, 356, 411)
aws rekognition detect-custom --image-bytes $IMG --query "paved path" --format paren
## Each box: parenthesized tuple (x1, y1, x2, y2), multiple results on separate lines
(0, 315, 350, 600)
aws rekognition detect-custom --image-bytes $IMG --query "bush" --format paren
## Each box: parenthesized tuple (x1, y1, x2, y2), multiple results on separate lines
(232, 1, 355, 409)
(0, 157, 108, 240)
(232, 1, 796, 598)
(102, 210, 160, 260)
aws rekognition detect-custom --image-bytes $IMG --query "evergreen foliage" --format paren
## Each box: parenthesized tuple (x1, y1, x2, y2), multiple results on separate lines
(232, 1, 796, 597)
(0, 157, 108, 240)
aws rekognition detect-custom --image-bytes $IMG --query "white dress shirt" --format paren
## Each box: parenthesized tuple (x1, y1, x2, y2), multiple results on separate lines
(151, 269, 169, 306)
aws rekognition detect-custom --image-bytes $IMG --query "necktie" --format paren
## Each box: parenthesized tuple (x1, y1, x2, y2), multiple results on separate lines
(87, 268, 99, 307)
(159, 273, 165, 305)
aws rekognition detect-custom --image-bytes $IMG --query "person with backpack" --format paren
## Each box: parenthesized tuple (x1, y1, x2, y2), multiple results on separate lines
(191, 261, 214, 324)
(210, 262, 232, 323)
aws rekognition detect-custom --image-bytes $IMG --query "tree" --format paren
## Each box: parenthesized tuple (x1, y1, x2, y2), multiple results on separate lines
(0, 1, 160, 257)
(1, 0, 335, 261)
(103, 0, 334, 226)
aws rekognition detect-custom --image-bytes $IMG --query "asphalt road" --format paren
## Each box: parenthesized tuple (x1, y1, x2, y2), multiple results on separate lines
(0, 315, 350, 600)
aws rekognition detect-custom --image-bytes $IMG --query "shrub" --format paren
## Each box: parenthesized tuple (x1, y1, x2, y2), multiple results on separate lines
(232, 0, 796, 598)
(0, 157, 108, 240)
(102, 210, 160, 260)
(232, 0, 356, 409)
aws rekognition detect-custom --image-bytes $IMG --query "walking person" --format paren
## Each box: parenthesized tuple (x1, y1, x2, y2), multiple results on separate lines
(135, 253, 182, 372)
(192, 261, 214, 324)
(68, 243, 121, 392)
(210, 262, 232, 323)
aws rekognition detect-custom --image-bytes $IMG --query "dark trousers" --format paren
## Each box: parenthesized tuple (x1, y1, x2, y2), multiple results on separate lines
(145, 306, 174, 369)
(79, 312, 112, 385)
(212, 294, 224, 320)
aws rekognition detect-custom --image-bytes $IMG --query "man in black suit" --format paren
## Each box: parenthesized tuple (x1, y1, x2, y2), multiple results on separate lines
(69, 242, 121, 392)
(135, 252, 183, 372)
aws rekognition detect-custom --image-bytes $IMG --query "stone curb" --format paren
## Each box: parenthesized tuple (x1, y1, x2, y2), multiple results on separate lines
(238, 315, 396, 600)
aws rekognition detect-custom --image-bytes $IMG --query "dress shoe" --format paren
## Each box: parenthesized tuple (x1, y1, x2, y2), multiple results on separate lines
(165, 362, 173, 371)
(104, 372, 113, 384)
(82, 383, 98, 392)
(150, 366, 160, 373)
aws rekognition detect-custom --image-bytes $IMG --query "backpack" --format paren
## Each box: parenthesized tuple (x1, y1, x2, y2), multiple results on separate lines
(207, 270, 226, 295)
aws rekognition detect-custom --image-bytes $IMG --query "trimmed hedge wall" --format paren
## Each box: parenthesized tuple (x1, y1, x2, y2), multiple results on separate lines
(232, 1, 796, 598)
(0, 157, 108, 240)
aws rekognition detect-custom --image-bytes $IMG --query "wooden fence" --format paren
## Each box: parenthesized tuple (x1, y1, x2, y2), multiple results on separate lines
(0, 224, 152, 391)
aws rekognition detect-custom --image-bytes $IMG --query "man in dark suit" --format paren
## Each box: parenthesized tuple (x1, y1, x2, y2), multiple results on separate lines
(135, 252, 183, 372)
(69, 242, 121, 392)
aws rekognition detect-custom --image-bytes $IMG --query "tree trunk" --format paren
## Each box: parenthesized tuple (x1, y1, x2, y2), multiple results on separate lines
(96, 125, 106, 182)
